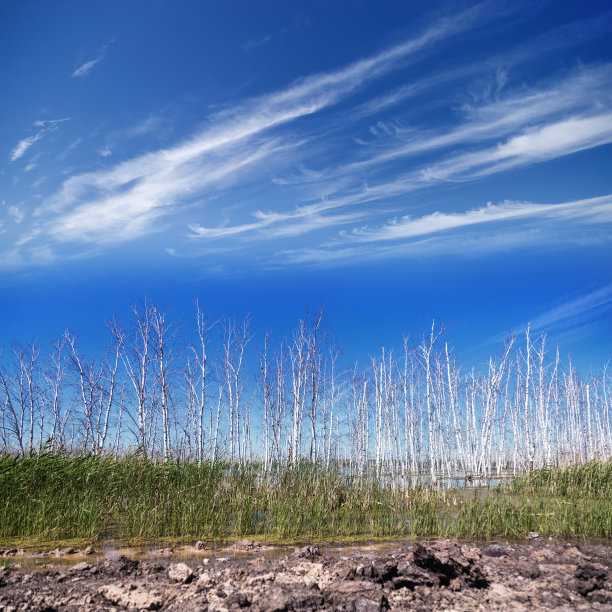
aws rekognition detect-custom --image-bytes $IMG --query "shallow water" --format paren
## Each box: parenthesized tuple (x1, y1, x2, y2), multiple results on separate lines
(7, 538, 412, 572)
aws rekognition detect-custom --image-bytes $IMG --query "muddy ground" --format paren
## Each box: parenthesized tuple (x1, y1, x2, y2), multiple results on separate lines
(0, 538, 611, 611)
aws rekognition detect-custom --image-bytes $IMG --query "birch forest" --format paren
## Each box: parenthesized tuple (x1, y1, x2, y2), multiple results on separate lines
(1, 299, 610, 486)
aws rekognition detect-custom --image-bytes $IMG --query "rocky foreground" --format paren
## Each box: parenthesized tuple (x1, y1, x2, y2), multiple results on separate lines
(0, 539, 611, 611)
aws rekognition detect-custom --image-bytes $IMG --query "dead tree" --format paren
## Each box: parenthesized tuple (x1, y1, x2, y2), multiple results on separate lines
(107, 300, 154, 457)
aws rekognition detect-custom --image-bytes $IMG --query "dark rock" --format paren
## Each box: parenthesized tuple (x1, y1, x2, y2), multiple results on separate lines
(334, 559, 359, 580)
(573, 563, 607, 596)
(291, 544, 322, 561)
(195, 540, 207, 550)
(483, 544, 506, 557)
(104, 554, 140, 575)
(393, 562, 436, 590)
(333, 559, 383, 583)
(373, 559, 398, 582)
(516, 560, 540, 579)
(412, 539, 488, 588)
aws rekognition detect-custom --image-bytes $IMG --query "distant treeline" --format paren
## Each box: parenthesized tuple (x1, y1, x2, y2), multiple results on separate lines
(0, 299, 610, 484)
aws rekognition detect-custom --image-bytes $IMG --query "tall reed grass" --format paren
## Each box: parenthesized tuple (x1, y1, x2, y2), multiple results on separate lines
(1, 452, 610, 544)
(509, 459, 612, 498)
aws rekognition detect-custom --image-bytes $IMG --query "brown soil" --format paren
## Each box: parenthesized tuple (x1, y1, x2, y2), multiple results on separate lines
(0, 538, 611, 610)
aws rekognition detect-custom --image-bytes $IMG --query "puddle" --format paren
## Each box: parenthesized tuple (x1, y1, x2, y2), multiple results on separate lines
(8, 538, 414, 572)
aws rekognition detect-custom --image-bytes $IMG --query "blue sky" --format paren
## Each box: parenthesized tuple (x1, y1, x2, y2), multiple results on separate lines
(1, 0, 611, 370)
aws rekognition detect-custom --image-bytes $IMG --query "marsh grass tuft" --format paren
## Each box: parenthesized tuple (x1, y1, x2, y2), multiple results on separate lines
(1, 452, 610, 545)
(509, 460, 612, 498)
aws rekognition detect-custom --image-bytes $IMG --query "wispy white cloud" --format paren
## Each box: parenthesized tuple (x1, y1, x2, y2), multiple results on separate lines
(8, 206, 25, 224)
(31, 175, 47, 189)
(422, 112, 612, 182)
(10, 118, 69, 162)
(189, 209, 367, 241)
(495, 283, 612, 349)
(276, 194, 612, 266)
(0, 244, 67, 271)
(7, 4, 612, 275)
(243, 35, 271, 52)
(35, 7, 481, 247)
(342, 195, 612, 244)
(57, 137, 82, 161)
(72, 59, 99, 78)
(529, 284, 612, 334)
(128, 114, 163, 137)
(277, 227, 605, 269)
(72, 41, 113, 78)
(343, 64, 612, 176)
(34, 118, 70, 128)
(10, 132, 44, 162)
(47, 140, 289, 244)
(186, 63, 612, 245)
(25, 153, 42, 172)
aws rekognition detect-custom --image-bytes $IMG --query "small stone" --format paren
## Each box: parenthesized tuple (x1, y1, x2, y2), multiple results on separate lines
(82, 546, 96, 555)
(194, 540, 207, 551)
(483, 544, 506, 557)
(527, 532, 540, 540)
(168, 562, 194, 584)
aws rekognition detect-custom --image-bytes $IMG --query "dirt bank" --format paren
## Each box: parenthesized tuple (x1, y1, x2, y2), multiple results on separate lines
(0, 539, 611, 610)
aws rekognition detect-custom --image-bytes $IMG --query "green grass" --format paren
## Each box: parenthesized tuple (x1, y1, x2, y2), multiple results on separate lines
(1, 452, 610, 545)
(508, 459, 612, 498)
